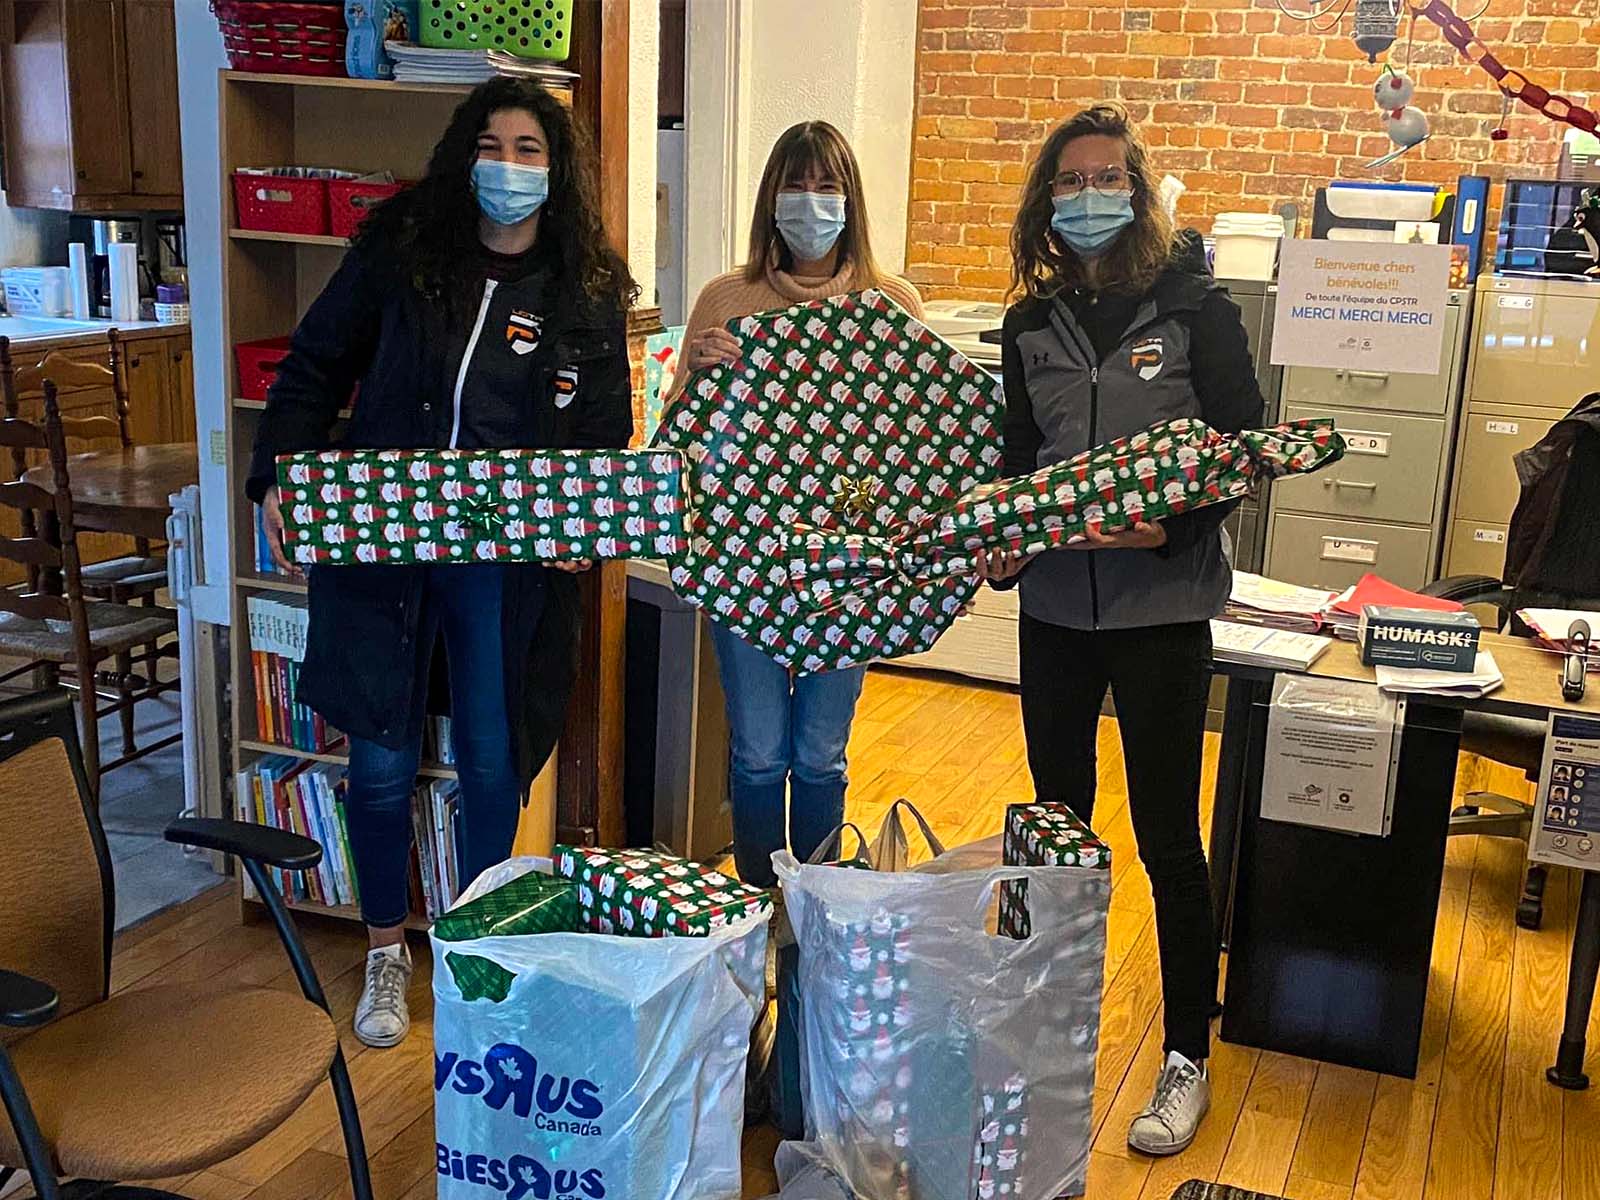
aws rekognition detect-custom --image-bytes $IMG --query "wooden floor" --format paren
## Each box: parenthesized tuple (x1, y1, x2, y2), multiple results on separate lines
(21, 667, 1600, 1200)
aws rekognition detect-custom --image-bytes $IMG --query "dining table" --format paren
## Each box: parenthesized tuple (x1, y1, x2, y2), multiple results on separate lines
(21, 443, 198, 541)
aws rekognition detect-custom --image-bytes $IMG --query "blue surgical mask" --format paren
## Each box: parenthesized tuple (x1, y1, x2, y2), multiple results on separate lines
(472, 158, 549, 226)
(776, 191, 847, 262)
(1051, 190, 1135, 258)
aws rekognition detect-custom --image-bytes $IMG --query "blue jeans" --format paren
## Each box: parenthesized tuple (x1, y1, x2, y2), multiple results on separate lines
(344, 564, 539, 927)
(710, 623, 867, 888)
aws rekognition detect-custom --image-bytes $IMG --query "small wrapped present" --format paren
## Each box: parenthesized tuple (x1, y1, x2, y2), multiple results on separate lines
(274, 447, 687, 566)
(431, 869, 579, 942)
(787, 418, 1347, 616)
(658, 288, 1005, 673)
(553, 845, 773, 937)
(1000, 802, 1112, 940)
(442, 951, 516, 1004)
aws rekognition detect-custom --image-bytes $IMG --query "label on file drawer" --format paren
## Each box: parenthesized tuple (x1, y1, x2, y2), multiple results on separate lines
(1473, 528, 1506, 544)
(1343, 432, 1390, 455)
(1485, 420, 1519, 435)
(1322, 537, 1378, 564)
(1498, 295, 1535, 310)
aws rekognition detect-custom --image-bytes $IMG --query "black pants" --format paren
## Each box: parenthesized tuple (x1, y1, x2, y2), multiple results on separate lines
(1018, 612, 1218, 1062)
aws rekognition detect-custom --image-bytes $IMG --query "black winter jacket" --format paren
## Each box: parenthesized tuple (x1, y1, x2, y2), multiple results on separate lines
(246, 245, 633, 786)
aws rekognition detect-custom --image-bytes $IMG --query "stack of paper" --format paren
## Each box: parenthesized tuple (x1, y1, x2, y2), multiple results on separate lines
(386, 41, 495, 83)
(1211, 619, 1333, 671)
(1226, 572, 1337, 633)
(1519, 608, 1600, 670)
(487, 51, 578, 86)
(1375, 650, 1503, 698)
(1326, 573, 1467, 641)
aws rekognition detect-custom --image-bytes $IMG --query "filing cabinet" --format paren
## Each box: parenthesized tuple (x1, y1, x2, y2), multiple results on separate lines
(1442, 274, 1600, 584)
(1265, 289, 1472, 591)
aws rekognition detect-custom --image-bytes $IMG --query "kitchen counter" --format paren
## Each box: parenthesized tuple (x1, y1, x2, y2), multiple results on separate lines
(0, 316, 190, 352)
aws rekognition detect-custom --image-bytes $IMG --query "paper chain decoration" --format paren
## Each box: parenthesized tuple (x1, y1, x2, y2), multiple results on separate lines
(785, 418, 1346, 618)
(1414, 0, 1598, 136)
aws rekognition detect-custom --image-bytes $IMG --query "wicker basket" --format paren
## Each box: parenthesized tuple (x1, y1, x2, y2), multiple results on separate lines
(418, 0, 573, 61)
(213, 0, 348, 77)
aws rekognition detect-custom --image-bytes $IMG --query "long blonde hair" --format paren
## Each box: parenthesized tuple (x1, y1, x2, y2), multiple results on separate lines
(1009, 103, 1176, 300)
(744, 122, 886, 286)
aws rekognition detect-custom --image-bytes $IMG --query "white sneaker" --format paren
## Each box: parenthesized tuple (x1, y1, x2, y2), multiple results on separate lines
(354, 943, 413, 1048)
(1127, 1051, 1210, 1156)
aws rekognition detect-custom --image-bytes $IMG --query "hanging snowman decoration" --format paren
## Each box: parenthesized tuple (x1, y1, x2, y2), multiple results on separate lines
(1366, 65, 1430, 169)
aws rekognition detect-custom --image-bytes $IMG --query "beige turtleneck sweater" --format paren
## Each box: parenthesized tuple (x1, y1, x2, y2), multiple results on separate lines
(665, 262, 925, 403)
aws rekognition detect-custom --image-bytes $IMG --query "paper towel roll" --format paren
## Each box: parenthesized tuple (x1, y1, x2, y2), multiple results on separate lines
(67, 243, 91, 320)
(109, 242, 140, 323)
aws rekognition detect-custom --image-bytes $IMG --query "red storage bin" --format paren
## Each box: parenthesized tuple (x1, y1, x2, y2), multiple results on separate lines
(329, 179, 404, 240)
(236, 337, 293, 402)
(213, 0, 347, 77)
(234, 171, 331, 235)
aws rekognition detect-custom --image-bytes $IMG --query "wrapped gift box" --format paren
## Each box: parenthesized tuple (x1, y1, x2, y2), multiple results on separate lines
(553, 845, 773, 937)
(658, 288, 1005, 673)
(1000, 802, 1112, 940)
(274, 447, 686, 566)
(431, 869, 579, 942)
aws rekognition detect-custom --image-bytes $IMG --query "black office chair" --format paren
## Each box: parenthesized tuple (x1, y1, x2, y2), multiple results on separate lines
(1418, 576, 1557, 927)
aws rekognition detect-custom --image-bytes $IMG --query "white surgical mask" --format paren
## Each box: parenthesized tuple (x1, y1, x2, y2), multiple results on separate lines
(472, 158, 549, 226)
(776, 191, 847, 262)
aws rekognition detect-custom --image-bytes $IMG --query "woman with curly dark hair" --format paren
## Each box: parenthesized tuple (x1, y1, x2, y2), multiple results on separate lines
(245, 78, 637, 1048)
(978, 103, 1264, 1156)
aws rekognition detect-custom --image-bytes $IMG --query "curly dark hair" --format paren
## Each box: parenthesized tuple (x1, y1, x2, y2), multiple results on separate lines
(354, 77, 638, 321)
(1009, 102, 1176, 300)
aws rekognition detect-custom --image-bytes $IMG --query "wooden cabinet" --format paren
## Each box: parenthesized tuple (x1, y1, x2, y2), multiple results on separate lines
(122, 335, 170, 448)
(0, 0, 182, 211)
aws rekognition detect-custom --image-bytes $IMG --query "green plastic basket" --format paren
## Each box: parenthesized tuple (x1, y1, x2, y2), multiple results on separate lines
(418, 0, 572, 61)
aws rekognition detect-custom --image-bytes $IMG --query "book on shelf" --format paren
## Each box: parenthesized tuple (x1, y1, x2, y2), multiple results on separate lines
(412, 776, 463, 921)
(245, 594, 339, 753)
(235, 757, 360, 908)
(253, 505, 289, 578)
(423, 714, 455, 766)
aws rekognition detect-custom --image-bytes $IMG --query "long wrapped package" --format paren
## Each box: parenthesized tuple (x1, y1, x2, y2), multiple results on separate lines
(432, 858, 767, 1200)
(774, 810, 1111, 1199)
(786, 417, 1346, 615)
(275, 447, 687, 565)
(657, 288, 1006, 673)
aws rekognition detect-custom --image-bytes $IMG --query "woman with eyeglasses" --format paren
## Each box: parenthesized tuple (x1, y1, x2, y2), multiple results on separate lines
(976, 103, 1264, 1157)
(665, 121, 924, 891)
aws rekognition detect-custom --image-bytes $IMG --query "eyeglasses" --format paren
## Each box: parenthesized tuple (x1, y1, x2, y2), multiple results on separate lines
(1051, 166, 1134, 199)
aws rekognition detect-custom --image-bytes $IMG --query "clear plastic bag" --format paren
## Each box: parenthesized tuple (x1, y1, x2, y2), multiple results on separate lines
(774, 821, 1109, 1200)
(432, 857, 767, 1200)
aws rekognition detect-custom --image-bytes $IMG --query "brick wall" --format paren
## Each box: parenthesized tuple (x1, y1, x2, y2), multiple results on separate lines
(906, 0, 1600, 302)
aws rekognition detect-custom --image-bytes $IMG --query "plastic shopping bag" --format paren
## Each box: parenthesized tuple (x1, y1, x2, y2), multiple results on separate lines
(775, 824, 1110, 1200)
(432, 857, 767, 1200)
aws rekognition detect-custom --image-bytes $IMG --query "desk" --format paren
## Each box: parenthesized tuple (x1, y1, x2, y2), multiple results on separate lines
(22, 443, 198, 541)
(1208, 633, 1600, 1081)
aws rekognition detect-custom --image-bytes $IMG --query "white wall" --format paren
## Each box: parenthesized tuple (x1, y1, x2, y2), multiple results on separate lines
(680, 0, 918, 303)
(172, 1, 231, 626)
(627, 0, 659, 296)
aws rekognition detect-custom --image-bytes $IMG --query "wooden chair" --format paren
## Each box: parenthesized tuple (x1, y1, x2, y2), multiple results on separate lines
(0, 388, 177, 793)
(0, 689, 374, 1200)
(1, 334, 174, 757)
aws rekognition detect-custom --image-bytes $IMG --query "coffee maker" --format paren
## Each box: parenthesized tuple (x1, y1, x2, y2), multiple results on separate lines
(85, 219, 155, 318)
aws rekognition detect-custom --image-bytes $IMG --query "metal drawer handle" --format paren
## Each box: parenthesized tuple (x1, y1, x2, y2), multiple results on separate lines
(1346, 370, 1390, 384)
(1332, 479, 1378, 491)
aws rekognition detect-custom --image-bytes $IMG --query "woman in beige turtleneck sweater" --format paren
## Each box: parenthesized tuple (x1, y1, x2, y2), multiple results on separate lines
(665, 121, 924, 894)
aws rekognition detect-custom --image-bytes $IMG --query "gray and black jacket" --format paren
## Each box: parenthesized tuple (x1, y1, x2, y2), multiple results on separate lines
(999, 235, 1265, 630)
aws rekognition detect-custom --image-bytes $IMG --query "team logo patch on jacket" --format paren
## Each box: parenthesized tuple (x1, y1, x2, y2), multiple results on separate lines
(554, 366, 579, 409)
(1131, 336, 1164, 382)
(506, 310, 542, 356)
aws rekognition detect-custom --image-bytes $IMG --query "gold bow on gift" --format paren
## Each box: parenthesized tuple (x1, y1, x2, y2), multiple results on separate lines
(830, 475, 879, 522)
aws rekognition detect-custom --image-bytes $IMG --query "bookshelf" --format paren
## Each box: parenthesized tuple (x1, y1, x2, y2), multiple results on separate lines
(221, 6, 633, 931)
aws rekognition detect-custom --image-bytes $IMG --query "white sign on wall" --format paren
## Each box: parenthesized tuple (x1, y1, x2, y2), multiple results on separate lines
(1270, 240, 1452, 375)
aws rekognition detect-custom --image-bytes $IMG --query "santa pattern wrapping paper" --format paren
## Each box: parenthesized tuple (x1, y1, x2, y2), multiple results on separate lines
(553, 844, 773, 938)
(658, 288, 1005, 674)
(274, 448, 687, 566)
(786, 417, 1346, 616)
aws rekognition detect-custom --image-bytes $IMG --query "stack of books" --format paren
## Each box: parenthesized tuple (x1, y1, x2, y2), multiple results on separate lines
(423, 714, 456, 766)
(412, 777, 464, 920)
(246, 595, 338, 752)
(236, 757, 359, 908)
